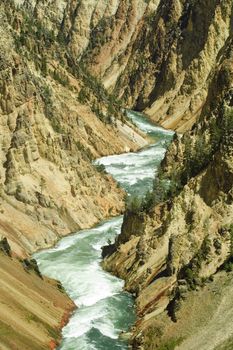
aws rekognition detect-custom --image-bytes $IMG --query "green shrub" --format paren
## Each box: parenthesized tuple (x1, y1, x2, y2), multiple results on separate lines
(53, 70, 69, 86)
(40, 85, 53, 119)
(222, 224, 233, 271)
(95, 163, 107, 174)
(126, 196, 143, 214)
(138, 175, 177, 213)
(78, 88, 90, 104)
(179, 237, 212, 288)
(40, 56, 48, 77)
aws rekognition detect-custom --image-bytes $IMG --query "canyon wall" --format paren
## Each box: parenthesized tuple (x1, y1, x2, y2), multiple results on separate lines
(0, 0, 148, 257)
(0, 0, 232, 349)
(11, 0, 232, 133)
(103, 6, 233, 349)
(0, 2, 147, 349)
(82, 0, 233, 132)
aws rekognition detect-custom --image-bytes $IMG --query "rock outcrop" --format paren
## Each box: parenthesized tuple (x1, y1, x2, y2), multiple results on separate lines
(0, 0, 147, 257)
(103, 10, 233, 350)
(83, 0, 233, 132)
(0, 1, 233, 349)
(7, 0, 232, 133)
(0, 2, 148, 349)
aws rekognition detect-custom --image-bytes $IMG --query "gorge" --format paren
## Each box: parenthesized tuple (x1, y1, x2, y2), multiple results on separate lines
(0, 0, 233, 350)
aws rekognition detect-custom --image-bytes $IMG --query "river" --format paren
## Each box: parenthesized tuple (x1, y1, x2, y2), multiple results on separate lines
(34, 111, 173, 350)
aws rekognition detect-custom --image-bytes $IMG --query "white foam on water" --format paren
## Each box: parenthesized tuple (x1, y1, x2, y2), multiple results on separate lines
(47, 236, 80, 253)
(117, 172, 153, 186)
(94, 321, 118, 339)
(62, 299, 119, 342)
(92, 217, 122, 234)
(127, 110, 174, 135)
(59, 335, 96, 350)
(96, 153, 138, 168)
(62, 307, 106, 338)
(35, 217, 123, 257)
(96, 142, 168, 190)
(76, 280, 122, 307)
(66, 262, 124, 307)
(91, 243, 103, 251)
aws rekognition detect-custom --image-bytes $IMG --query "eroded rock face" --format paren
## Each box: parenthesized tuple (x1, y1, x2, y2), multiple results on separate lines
(0, 3, 148, 349)
(0, 252, 75, 350)
(81, 0, 233, 132)
(9, 0, 232, 133)
(0, 1, 232, 349)
(103, 26, 233, 350)
(0, 1, 148, 257)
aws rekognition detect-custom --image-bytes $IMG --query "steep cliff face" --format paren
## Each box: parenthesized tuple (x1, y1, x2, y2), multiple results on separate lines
(0, 250, 75, 350)
(110, 0, 233, 132)
(80, 0, 233, 132)
(11, 1, 233, 133)
(103, 21, 233, 350)
(1, 1, 233, 349)
(8, 0, 232, 134)
(0, 0, 148, 257)
(0, 2, 147, 349)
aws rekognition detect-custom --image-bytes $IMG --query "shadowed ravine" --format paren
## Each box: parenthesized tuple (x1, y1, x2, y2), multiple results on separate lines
(34, 111, 173, 350)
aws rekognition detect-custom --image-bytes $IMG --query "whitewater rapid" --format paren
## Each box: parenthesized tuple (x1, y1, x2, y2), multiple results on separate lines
(34, 111, 173, 350)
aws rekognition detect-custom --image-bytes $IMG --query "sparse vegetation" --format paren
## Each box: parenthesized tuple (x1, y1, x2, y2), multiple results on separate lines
(78, 87, 90, 104)
(40, 85, 53, 118)
(14, 10, 56, 60)
(69, 61, 123, 123)
(157, 338, 183, 350)
(39, 85, 65, 133)
(179, 236, 212, 289)
(222, 224, 233, 272)
(145, 329, 183, 350)
(95, 163, 107, 174)
(10, 1, 122, 128)
(53, 69, 69, 87)
(126, 168, 182, 215)
(180, 134, 211, 184)
(85, 16, 114, 53)
(173, 106, 233, 186)
(126, 195, 143, 214)
(74, 141, 93, 160)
